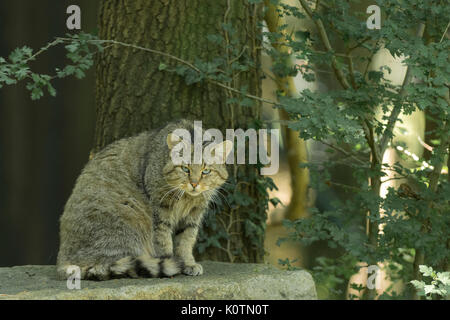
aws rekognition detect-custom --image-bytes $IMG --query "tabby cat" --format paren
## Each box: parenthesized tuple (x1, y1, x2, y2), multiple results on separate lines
(57, 119, 232, 280)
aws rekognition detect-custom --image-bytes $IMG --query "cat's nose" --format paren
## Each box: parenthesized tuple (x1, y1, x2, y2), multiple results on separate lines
(190, 182, 198, 188)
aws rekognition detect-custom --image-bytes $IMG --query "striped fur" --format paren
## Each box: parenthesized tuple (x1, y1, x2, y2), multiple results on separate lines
(58, 255, 183, 281)
(57, 119, 231, 281)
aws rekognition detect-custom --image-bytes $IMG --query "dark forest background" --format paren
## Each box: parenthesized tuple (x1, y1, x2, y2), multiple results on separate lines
(0, 1, 99, 266)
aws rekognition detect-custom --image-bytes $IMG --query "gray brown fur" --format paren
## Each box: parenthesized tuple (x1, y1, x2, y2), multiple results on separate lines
(57, 119, 231, 280)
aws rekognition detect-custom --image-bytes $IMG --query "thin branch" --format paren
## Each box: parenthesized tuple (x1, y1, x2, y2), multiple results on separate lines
(417, 135, 433, 152)
(381, 176, 409, 184)
(229, 45, 248, 64)
(298, 0, 351, 90)
(318, 140, 367, 166)
(56, 37, 285, 109)
(326, 180, 361, 192)
(347, 55, 358, 89)
(362, 118, 381, 163)
(56, 37, 202, 73)
(439, 21, 450, 43)
(210, 79, 283, 106)
(24, 39, 62, 64)
(347, 37, 371, 54)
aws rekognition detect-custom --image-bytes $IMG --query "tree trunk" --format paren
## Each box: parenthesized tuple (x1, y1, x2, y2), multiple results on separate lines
(264, 1, 310, 221)
(95, 0, 265, 262)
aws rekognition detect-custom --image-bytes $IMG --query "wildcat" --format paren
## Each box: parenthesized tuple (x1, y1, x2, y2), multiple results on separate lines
(57, 119, 232, 280)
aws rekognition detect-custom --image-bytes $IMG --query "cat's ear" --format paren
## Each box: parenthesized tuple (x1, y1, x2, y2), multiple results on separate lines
(211, 140, 233, 164)
(167, 133, 182, 150)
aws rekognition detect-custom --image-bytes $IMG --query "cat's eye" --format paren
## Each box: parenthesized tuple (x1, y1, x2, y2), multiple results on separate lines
(181, 166, 190, 173)
(202, 169, 211, 175)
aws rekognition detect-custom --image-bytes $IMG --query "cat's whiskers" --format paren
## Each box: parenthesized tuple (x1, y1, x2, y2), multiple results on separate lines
(203, 189, 226, 212)
(167, 187, 186, 208)
(212, 187, 230, 208)
(208, 191, 220, 208)
(159, 186, 181, 204)
(157, 185, 174, 194)
(202, 190, 214, 203)
(172, 188, 184, 206)
(210, 192, 226, 212)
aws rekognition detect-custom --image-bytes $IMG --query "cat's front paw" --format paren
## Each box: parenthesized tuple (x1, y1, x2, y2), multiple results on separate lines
(183, 263, 203, 276)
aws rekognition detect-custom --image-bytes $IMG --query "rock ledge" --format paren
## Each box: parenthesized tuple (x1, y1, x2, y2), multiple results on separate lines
(0, 261, 317, 300)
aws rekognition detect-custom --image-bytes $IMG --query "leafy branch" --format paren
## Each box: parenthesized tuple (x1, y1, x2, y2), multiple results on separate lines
(0, 33, 282, 108)
(410, 265, 450, 300)
(0, 33, 104, 100)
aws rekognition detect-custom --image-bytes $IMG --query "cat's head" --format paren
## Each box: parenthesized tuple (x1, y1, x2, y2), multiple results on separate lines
(162, 132, 233, 198)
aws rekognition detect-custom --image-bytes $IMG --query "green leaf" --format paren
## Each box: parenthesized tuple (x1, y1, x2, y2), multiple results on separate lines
(419, 265, 434, 277)
(269, 197, 282, 207)
(424, 284, 434, 295)
(410, 280, 424, 290)
(65, 43, 79, 53)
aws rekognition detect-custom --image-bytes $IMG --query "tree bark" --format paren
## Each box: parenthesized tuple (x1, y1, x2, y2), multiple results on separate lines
(95, 0, 265, 262)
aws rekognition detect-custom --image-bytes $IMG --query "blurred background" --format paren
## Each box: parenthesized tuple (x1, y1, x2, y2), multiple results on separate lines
(0, 0, 99, 266)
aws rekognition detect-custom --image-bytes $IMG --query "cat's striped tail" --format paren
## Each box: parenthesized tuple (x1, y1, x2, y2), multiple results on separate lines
(110, 255, 182, 279)
(58, 254, 182, 281)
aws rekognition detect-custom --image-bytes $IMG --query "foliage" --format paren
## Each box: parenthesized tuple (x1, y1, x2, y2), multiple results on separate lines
(197, 161, 278, 262)
(410, 265, 450, 300)
(0, 33, 102, 100)
(1, 0, 449, 299)
(312, 255, 360, 299)
(270, 0, 450, 299)
(278, 255, 361, 299)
